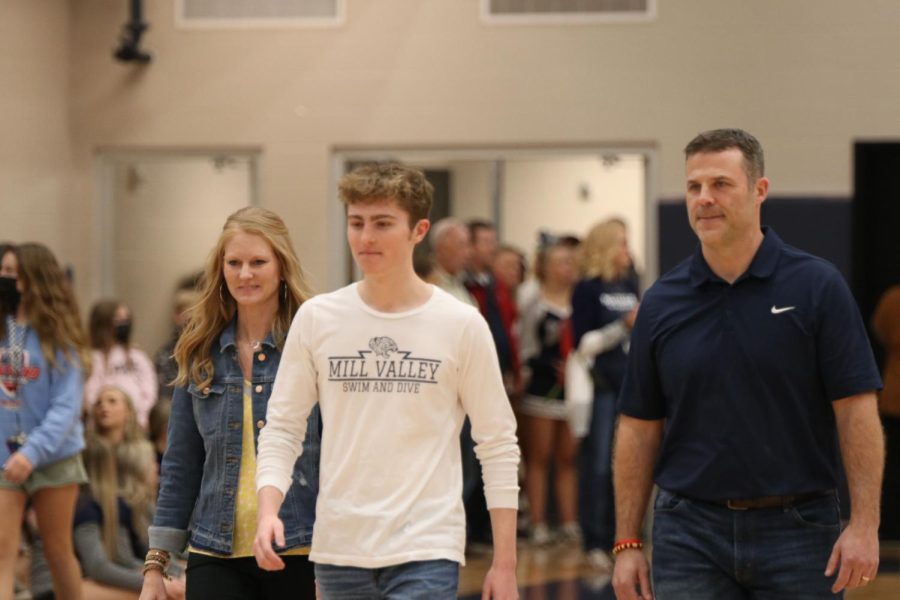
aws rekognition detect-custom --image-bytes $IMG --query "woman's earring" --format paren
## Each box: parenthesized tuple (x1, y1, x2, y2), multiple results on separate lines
(281, 281, 287, 303)
(219, 283, 226, 304)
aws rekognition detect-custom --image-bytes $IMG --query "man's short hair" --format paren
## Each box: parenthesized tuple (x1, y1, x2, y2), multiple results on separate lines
(467, 219, 495, 240)
(430, 217, 466, 250)
(684, 128, 765, 182)
(338, 163, 433, 226)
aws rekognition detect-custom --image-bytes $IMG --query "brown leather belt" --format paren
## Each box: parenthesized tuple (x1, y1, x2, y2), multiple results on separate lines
(704, 490, 833, 511)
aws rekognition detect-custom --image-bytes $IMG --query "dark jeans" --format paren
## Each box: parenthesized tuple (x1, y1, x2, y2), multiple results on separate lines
(652, 489, 843, 599)
(185, 553, 315, 600)
(315, 559, 459, 600)
(461, 417, 491, 543)
(882, 415, 900, 540)
(578, 389, 617, 551)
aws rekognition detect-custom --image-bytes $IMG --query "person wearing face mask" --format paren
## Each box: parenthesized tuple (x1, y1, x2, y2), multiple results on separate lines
(84, 300, 158, 428)
(1, 242, 91, 600)
(0, 243, 19, 316)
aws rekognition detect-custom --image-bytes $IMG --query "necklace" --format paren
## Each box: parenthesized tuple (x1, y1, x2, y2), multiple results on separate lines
(237, 335, 263, 351)
(3, 316, 26, 397)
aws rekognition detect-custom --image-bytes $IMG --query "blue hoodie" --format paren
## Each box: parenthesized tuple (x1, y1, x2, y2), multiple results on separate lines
(1, 324, 85, 469)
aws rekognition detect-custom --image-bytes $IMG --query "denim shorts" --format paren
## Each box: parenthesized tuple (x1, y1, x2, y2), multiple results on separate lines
(315, 559, 459, 600)
(0, 453, 88, 495)
(651, 488, 842, 599)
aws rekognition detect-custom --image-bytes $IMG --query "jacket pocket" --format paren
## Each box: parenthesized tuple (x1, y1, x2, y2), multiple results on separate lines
(187, 382, 227, 435)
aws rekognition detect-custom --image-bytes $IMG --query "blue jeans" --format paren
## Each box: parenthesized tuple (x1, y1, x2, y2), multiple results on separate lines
(578, 389, 617, 551)
(315, 560, 459, 600)
(651, 488, 843, 599)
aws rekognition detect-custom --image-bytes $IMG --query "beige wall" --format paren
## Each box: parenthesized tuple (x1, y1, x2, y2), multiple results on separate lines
(9, 0, 900, 312)
(501, 156, 645, 271)
(103, 154, 253, 354)
(0, 1, 74, 265)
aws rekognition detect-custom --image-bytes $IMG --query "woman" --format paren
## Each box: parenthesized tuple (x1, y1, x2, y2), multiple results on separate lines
(140, 207, 319, 600)
(90, 385, 145, 446)
(85, 300, 158, 428)
(571, 219, 640, 570)
(76, 427, 177, 600)
(518, 241, 580, 545)
(0, 242, 89, 600)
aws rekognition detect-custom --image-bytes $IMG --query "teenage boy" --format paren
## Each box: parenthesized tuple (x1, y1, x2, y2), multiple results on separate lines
(254, 163, 520, 599)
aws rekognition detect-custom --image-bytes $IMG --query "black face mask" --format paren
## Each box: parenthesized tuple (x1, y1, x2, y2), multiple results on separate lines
(0, 277, 21, 314)
(113, 322, 132, 344)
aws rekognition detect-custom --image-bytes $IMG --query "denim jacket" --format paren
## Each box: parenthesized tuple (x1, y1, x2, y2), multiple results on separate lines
(149, 321, 320, 555)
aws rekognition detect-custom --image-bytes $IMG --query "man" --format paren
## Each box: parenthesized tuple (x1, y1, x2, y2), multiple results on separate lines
(465, 220, 517, 391)
(253, 163, 520, 599)
(430, 217, 476, 306)
(612, 129, 884, 600)
(463, 220, 519, 546)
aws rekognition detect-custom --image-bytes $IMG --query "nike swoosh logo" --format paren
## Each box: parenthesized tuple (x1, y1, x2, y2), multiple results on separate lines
(771, 305, 796, 314)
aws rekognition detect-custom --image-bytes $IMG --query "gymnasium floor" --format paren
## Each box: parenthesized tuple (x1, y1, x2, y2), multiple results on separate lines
(459, 541, 900, 599)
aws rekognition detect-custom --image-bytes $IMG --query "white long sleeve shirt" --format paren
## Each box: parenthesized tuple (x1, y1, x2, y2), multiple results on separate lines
(257, 284, 519, 568)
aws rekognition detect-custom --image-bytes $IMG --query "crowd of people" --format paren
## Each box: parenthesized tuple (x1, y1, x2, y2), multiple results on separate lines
(420, 213, 642, 571)
(0, 128, 893, 600)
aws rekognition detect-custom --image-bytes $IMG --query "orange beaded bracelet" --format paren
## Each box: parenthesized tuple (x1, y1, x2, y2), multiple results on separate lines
(612, 538, 643, 555)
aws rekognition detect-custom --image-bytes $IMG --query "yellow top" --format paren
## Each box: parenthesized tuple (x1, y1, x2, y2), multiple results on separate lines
(190, 381, 310, 558)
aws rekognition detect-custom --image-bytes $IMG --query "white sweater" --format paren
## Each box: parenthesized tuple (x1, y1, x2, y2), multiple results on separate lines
(257, 284, 520, 568)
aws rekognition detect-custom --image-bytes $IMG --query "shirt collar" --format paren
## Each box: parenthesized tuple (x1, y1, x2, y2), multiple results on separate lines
(689, 226, 783, 287)
(218, 318, 277, 351)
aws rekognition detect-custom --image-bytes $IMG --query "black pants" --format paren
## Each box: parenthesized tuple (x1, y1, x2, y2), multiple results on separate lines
(882, 415, 900, 541)
(186, 553, 315, 600)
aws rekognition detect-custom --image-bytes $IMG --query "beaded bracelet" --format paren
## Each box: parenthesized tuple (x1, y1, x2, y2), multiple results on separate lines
(611, 538, 643, 555)
(141, 560, 172, 580)
(143, 549, 172, 579)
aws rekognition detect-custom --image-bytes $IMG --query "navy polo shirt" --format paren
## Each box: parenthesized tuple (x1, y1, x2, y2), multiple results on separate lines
(619, 227, 881, 500)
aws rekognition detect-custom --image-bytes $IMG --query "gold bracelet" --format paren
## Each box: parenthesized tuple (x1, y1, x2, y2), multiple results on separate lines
(141, 561, 171, 580)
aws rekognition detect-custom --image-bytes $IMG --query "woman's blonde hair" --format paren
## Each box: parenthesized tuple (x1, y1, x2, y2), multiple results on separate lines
(173, 207, 313, 388)
(14, 243, 90, 373)
(581, 219, 628, 282)
(82, 436, 155, 561)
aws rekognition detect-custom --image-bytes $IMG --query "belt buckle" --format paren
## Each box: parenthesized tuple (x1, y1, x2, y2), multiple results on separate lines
(725, 499, 749, 511)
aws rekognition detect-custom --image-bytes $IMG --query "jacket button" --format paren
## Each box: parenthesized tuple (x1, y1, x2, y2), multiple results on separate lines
(256, 419, 265, 429)
(202, 387, 210, 394)
(255, 384, 263, 393)
(257, 353, 266, 361)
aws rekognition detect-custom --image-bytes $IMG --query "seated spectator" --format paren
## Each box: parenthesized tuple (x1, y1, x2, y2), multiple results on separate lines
(76, 435, 182, 599)
(69, 390, 182, 599)
(90, 385, 143, 445)
(84, 300, 157, 427)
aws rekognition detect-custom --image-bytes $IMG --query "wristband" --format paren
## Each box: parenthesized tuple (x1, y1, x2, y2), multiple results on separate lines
(612, 538, 643, 555)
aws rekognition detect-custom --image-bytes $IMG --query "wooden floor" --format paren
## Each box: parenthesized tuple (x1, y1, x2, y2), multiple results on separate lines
(459, 540, 900, 599)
